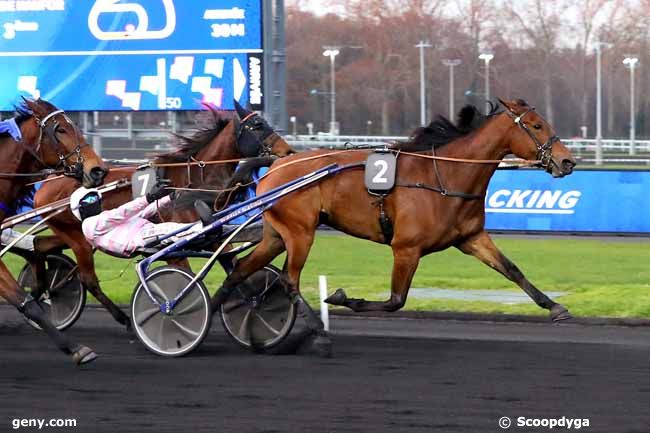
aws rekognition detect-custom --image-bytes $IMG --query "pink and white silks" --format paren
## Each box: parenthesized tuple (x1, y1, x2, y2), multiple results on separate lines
(81, 196, 201, 257)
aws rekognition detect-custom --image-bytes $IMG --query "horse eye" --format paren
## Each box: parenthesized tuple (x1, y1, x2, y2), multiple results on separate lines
(56, 127, 67, 134)
(533, 124, 542, 130)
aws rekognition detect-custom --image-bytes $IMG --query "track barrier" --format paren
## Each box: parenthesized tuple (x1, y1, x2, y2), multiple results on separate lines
(319, 275, 330, 331)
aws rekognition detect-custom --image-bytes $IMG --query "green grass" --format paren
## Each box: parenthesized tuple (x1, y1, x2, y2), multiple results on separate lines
(4, 234, 650, 318)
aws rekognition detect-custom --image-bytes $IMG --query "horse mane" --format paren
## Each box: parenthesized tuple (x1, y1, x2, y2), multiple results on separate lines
(0, 104, 33, 140)
(392, 103, 501, 152)
(174, 156, 275, 210)
(14, 104, 33, 124)
(155, 106, 231, 163)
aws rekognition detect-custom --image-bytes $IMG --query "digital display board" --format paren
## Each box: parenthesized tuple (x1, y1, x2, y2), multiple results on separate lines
(485, 169, 650, 233)
(0, 1, 264, 111)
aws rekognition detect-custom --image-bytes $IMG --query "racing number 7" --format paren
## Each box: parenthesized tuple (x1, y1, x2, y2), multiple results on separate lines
(137, 173, 151, 196)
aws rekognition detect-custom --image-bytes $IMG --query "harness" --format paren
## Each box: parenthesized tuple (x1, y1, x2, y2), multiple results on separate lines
(0, 108, 86, 216)
(180, 112, 279, 187)
(36, 109, 88, 179)
(366, 103, 559, 244)
(503, 106, 560, 170)
(235, 111, 278, 157)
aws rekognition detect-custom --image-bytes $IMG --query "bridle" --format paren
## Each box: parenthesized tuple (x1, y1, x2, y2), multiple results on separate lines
(235, 111, 277, 157)
(503, 106, 560, 170)
(32, 109, 87, 178)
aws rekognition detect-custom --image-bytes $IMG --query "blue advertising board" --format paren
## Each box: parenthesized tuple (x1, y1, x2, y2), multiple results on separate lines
(485, 169, 650, 233)
(0, 1, 264, 111)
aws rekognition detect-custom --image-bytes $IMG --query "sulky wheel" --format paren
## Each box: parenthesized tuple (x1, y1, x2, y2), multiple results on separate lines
(18, 253, 86, 331)
(131, 266, 212, 357)
(220, 265, 296, 351)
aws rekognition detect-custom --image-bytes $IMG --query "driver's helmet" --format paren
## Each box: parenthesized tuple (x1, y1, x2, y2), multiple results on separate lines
(70, 187, 102, 221)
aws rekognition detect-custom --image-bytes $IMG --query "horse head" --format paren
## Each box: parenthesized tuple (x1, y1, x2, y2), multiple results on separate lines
(498, 98, 576, 178)
(232, 100, 295, 158)
(21, 98, 108, 187)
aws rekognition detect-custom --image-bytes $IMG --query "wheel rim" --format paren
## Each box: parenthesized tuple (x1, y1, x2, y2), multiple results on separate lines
(221, 267, 296, 349)
(19, 254, 85, 331)
(132, 267, 211, 356)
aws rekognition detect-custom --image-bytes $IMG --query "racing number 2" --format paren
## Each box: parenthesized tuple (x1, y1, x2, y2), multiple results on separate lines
(372, 159, 389, 184)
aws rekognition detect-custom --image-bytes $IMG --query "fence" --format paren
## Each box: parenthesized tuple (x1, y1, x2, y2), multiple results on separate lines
(86, 128, 650, 166)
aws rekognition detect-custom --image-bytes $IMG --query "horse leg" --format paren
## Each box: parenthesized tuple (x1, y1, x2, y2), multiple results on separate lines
(0, 261, 97, 364)
(167, 257, 190, 270)
(49, 225, 131, 330)
(457, 230, 571, 321)
(19, 252, 47, 300)
(75, 248, 132, 331)
(211, 224, 286, 310)
(325, 246, 420, 312)
(269, 223, 334, 356)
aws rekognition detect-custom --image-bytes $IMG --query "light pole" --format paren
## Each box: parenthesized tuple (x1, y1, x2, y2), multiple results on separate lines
(322, 47, 340, 134)
(415, 41, 432, 126)
(289, 115, 297, 136)
(442, 59, 461, 119)
(478, 52, 494, 114)
(623, 56, 639, 156)
(594, 42, 610, 165)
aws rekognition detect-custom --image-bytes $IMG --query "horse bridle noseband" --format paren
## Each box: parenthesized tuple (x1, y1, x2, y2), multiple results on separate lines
(504, 106, 560, 170)
(235, 112, 277, 157)
(30, 109, 87, 178)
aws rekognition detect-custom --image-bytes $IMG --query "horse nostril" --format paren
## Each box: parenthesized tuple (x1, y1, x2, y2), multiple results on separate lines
(561, 159, 576, 172)
(89, 167, 108, 184)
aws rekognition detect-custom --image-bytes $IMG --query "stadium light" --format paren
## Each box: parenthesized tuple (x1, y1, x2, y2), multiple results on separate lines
(322, 48, 340, 134)
(623, 56, 639, 155)
(415, 41, 432, 126)
(479, 52, 494, 114)
(442, 59, 461, 120)
(594, 41, 611, 165)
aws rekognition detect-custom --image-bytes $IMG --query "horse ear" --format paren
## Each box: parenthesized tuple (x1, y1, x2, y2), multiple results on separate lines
(497, 98, 513, 112)
(232, 110, 241, 132)
(233, 99, 249, 119)
(21, 97, 36, 113)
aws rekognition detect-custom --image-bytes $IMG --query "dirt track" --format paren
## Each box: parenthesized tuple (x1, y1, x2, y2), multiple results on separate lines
(1, 306, 649, 433)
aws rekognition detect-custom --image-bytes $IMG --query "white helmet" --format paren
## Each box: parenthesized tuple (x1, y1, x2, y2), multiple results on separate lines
(70, 187, 101, 221)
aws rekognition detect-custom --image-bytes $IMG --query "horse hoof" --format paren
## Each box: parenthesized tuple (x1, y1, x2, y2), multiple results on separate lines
(550, 304, 572, 322)
(310, 334, 333, 358)
(325, 288, 347, 306)
(72, 346, 98, 365)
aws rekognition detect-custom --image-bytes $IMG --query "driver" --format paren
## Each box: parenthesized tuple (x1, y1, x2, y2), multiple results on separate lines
(70, 182, 205, 257)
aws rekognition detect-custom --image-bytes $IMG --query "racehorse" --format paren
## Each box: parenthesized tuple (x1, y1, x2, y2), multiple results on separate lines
(33, 103, 294, 330)
(212, 99, 577, 351)
(0, 98, 108, 364)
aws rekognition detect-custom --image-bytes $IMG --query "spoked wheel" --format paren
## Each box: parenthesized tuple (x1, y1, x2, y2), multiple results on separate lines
(131, 266, 212, 357)
(18, 253, 86, 331)
(220, 265, 296, 351)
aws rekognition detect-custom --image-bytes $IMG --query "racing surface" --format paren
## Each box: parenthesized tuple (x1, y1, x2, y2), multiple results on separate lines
(1, 306, 649, 433)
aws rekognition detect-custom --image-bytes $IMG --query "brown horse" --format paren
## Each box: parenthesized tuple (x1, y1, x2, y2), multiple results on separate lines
(212, 99, 577, 350)
(0, 99, 108, 364)
(33, 104, 294, 330)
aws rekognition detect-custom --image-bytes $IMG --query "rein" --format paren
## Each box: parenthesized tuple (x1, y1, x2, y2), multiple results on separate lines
(0, 169, 63, 178)
(0, 108, 87, 180)
(503, 106, 560, 169)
